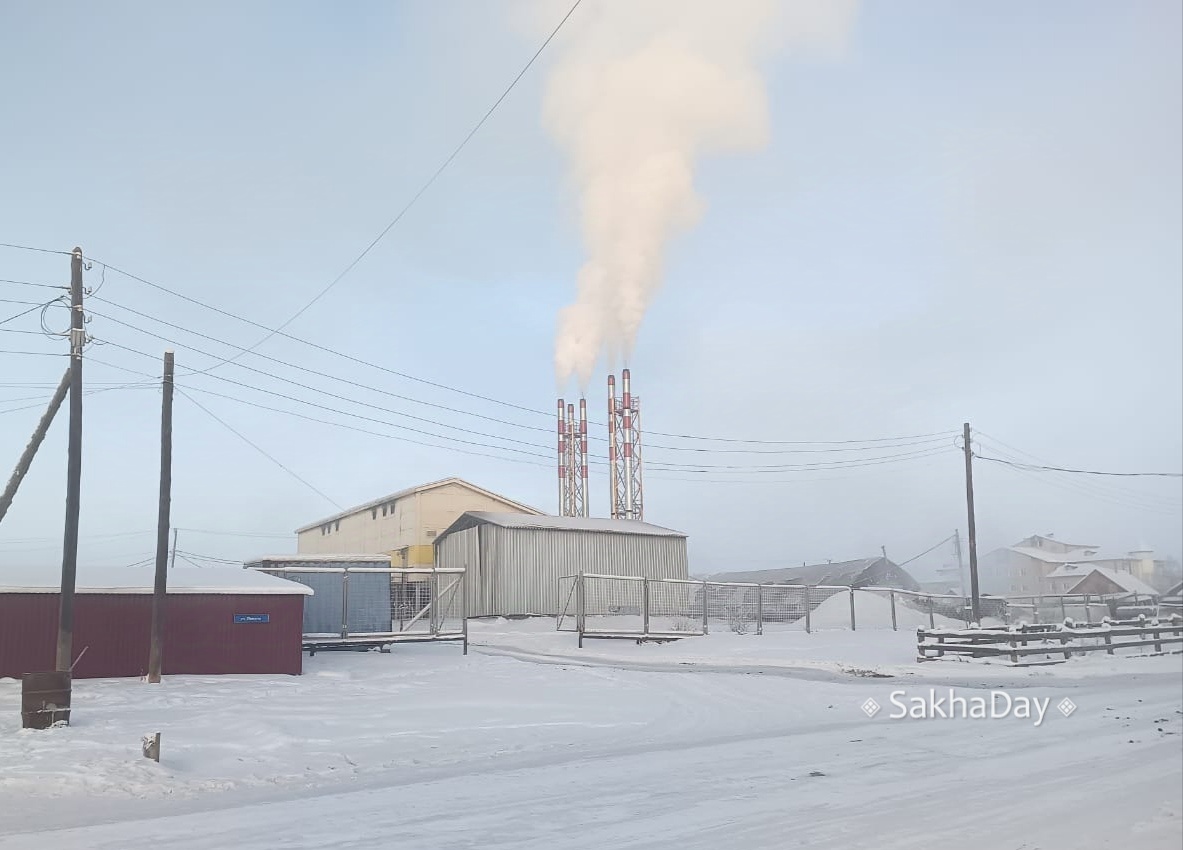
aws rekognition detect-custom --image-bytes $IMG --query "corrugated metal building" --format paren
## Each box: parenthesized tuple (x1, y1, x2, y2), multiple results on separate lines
(434, 512, 689, 617)
(0, 567, 311, 679)
(246, 554, 396, 635)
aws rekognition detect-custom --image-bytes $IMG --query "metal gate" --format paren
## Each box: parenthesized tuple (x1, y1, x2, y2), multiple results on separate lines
(250, 566, 467, 653)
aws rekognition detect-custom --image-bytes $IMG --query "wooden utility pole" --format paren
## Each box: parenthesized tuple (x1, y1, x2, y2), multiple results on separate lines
(962, 422, 982, 623)
(148, 351, 175, 684)
(952, 528, 967, 598)
(55, 247, 85, 672)
(0, 369, 70, 525)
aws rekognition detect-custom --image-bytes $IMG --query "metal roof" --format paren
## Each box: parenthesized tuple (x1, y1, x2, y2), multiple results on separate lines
(708, 557, 914, 588)
(295, 477, 543, 534)
(245, 554, 393, 565)
(437, 511, 687, 540)
(0, 566, 313, 596)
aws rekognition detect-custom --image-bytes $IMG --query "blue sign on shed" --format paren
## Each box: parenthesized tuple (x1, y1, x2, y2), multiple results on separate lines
(234, 613, 270, 624)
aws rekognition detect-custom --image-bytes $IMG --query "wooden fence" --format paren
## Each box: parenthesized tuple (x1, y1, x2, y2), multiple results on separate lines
(917, 614, 1183, 665)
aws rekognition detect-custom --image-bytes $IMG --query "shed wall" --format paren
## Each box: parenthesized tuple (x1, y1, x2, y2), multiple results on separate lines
(436, 524, 689, 617)
(0, 593, 304, 679)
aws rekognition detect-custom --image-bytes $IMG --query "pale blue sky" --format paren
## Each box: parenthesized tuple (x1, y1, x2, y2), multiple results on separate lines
(1, 1, 1180, 575)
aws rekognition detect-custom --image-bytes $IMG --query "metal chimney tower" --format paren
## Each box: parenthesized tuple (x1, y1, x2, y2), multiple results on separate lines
(557, 397, 588, 517)
(607, 369, 643, 521)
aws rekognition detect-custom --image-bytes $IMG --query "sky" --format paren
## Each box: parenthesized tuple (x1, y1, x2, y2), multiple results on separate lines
(1, 0, 1180, 579)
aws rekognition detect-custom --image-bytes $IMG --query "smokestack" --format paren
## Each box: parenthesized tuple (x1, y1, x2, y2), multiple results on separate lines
(608, 374, 618, 519)
(621, 369, 634, 518)
(557, 399, 567, 515)
(578, 397, 589, 518)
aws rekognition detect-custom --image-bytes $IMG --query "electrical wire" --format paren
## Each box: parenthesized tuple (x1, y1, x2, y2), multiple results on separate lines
(86, 269, 960, 448)
(897, 534, 957, 567)
(975, 454, 1181, 479)
(181, 0, 584, 376)
(176, 387, 343, 510)
(90, 296, 961, 456)
(0, 242, 72, 257)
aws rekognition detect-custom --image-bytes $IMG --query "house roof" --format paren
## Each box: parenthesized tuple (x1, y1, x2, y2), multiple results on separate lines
(295, 478, 543, 533)
(437, 511, 687, 540)
(708, 557, 913, 588)
(1046, 564, 1161, 597)
(1007, 545, 1121, 565)
(0, 566, 313, 596)
(1022, 534, 1101, 550)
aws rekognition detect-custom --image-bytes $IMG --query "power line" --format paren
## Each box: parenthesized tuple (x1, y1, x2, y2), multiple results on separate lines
(975, 454, 1182, 479)
(897, 534, 956, 567)
(176, 387, 343, 510)
(91, 295, 961, 456)
(0, 242, 72, 257)
(184, 0, 584, 375)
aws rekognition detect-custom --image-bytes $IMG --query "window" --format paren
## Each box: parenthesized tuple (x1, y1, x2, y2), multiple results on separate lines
(334, 520, 340, 532)
(426, 530, 436, 539)
(371, 508, 377, 520)
(382, 504, 387, 517)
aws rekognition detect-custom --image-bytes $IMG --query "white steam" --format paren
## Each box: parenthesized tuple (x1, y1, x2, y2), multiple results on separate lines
(542, 0, 858, 388)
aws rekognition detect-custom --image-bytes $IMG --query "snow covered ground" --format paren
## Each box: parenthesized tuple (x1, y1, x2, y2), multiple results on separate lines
(1, 620, 1180, 849)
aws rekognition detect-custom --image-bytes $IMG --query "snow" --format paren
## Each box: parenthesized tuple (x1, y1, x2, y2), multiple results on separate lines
(0, 566, 313, 595)
(0, 621, 1179, 849)
(789, 589, 967, 631)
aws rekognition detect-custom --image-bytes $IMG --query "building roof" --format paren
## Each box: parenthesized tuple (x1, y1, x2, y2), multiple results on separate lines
(437, 511, 687, 540)
(295, 477, 543, 533)
(708, 557, 910, 588)
(246, 553, 393, 566)
(1046, 564, 1161, 597)
(0, 566, 314, 596)
(1007, 545, 1122, 565)
(1022, 534, 1100, 550)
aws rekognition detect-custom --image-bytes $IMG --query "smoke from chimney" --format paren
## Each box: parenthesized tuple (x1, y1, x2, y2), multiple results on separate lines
(542, 0, 858, 388)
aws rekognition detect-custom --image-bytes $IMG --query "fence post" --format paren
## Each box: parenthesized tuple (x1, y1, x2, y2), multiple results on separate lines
(399, 572, 407, 632)
(1084, 593, 1092, 624)
(756, 584, 764, 636)
(641, 578, 650, 637)
(804, 588, 811, 634)
(928, 599, 935, 629)
(462, 613, 468, 656)
(890, 591, 897, 631)
(1060, 596, 1067, 621)
(702, 581, 710, 635)
(577, 572, 586, 648)
(341, 570, 350, 639)
(429, 570, 438, 636)
(849, 588, 856, 631)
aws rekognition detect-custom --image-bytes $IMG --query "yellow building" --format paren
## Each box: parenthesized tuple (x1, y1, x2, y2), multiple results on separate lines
(295, 478, 541, 567)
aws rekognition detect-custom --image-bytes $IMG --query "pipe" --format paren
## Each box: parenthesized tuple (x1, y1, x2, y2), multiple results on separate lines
(622, 369, 634, 519)
(578, 397, 589, 517)
(557, 399, 566, 515)
(607, 375, 618, 519)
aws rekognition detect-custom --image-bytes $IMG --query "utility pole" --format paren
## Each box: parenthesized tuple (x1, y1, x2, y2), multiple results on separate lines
(148, 351, 175, 684)
(952, 528, 967, 598)
(55, 247, 85, 672)
(962, 422, 981, 623)
(0, 369, 70, 525)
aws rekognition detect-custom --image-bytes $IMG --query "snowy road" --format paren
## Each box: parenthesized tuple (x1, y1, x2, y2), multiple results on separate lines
(1, 627, 1180, 849)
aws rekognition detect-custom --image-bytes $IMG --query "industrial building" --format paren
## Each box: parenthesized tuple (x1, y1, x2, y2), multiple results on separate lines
(0, 567, 311, 679)
(434, 511, 689, 617)
(295, 477, 541, 565)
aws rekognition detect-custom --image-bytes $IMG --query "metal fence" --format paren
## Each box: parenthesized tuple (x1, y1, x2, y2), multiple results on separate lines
(555, 573, 1171, 643)
(251, 566, 467, 652)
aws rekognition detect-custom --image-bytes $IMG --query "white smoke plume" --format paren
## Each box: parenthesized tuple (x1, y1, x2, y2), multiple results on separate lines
(540, 0, 858, 388)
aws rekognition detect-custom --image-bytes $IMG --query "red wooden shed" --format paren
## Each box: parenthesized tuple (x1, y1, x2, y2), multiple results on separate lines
(0, 567, 312, 679)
